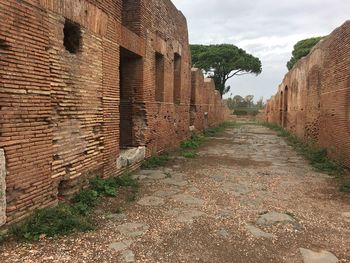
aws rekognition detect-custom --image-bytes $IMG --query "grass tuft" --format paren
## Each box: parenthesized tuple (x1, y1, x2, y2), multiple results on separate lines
(10, 173, 138, 241)
(181, 151, 198, 159)
(141, 154, 170, 169)
(339, 181, 350, 193)
(204, 122, 236, 137)
(10, 204, 94, 241)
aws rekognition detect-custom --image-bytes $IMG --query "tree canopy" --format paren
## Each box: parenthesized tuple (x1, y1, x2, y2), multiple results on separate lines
(286, 36, 326, 70)
(226, 95, 264, 110)
(191, 44, 262, 97)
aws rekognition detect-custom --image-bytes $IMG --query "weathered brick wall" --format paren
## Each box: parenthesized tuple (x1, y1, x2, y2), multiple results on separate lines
(265, 20, 350, 169)
(190, 69, 230, 132)
(0, 0, 230, 225)
(0, 0, 57, 224)
(0, 149, 5, 226)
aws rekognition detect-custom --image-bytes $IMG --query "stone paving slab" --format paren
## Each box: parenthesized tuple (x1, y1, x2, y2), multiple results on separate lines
(299, 248, 339, 263)
(116, 223, 150, 237)
(172, 194, 205, 206)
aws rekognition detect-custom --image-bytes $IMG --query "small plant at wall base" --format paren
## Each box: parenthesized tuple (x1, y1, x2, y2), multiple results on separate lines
(181, 151, 198, 159)
(10, 203, 94, 241)
(179, 133, 205, 159)
(9, 173, 138, 241)
(141, 153, 170, 169)
(180, 133, 204, 150)
(339, 181, 350, 193)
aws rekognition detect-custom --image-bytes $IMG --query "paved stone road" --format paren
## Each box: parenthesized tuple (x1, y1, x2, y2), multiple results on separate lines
(1, 123, 350, 262)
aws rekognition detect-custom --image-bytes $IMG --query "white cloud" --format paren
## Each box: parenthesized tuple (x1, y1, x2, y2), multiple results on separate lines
(172, 0, 350, 101)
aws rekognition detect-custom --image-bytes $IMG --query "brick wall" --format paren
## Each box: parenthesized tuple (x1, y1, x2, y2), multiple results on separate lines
(0, 0, 230, 225)
(265, 20, 350, 169)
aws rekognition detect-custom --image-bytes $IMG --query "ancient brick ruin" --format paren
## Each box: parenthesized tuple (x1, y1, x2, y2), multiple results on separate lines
(0, 0, 230, 225)
(265, 21, 350, 170)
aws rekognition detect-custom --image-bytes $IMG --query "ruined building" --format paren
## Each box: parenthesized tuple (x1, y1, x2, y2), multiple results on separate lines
(0, 0, 230, 226)
(265, 21, 350, 170)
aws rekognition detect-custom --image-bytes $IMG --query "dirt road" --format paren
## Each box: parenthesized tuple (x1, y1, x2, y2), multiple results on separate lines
(1, 123, 349, 262)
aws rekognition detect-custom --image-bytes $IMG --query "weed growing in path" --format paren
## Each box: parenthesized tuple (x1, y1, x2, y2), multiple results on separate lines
(339, 181, 350, 193)
(204, 121, 236, 137)
(179, 133, 204, 158)
(141, 154, 170, 169)
(181, 151, 198, 159)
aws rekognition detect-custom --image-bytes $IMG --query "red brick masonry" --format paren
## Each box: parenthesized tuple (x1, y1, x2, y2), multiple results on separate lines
(0, 0, 230, 225)
(265, 21, 350, 171)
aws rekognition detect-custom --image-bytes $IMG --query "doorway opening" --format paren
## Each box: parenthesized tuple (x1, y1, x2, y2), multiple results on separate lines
(279, 91, 283, 125)
(119, 47, 143, 149)
(173, 53, 181, 104)
(283, 86, 289, 127)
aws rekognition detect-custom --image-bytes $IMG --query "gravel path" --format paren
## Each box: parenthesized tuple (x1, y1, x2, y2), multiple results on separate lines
(1, 123, 349, 262)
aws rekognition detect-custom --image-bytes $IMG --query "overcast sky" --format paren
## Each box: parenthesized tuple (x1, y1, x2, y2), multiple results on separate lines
(172, 0, 350, 101)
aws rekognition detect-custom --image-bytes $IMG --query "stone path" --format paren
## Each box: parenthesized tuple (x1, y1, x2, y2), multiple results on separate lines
(1, 122, 350, 262)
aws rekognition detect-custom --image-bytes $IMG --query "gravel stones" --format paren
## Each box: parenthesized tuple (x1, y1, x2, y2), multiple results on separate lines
(172, 194, 205, 206)
(223, 182, 251, 195)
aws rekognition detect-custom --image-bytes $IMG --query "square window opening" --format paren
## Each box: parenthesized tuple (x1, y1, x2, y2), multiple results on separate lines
(64, 20, 81, 54)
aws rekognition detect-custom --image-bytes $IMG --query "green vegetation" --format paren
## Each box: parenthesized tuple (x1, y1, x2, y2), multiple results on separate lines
(287, 36, 326, 70)
(10, 173, 138, 241)
(141, 154, 170, 169)
(262, 122, 350, 193)
(233, 108, 260, 116)
(179, 133, 204, 159)
(10, 204, 94, 241)
(191, 44, 262, 96)
(226, 95, 264, 116)
(204, 122, 236, 137)
(339, 181, 350, 193)
(0, 231, 8, 243)
(181, 138, 200, 149)
(181, 151, 198, 159)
